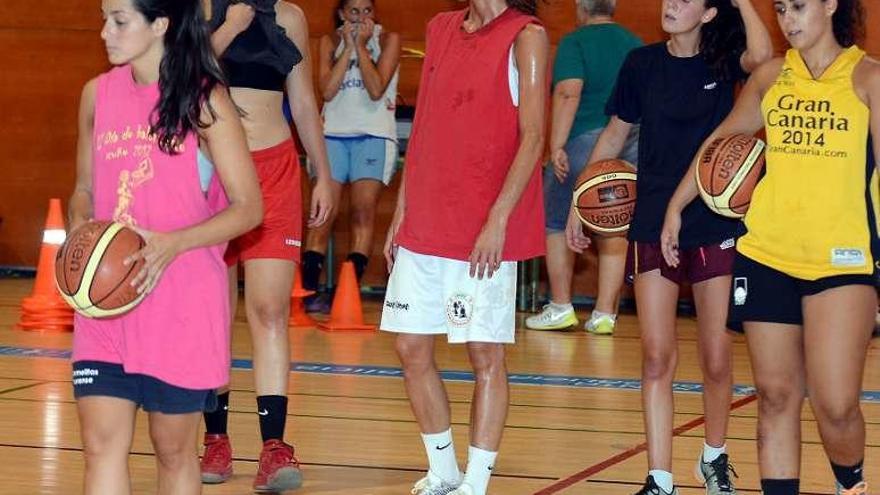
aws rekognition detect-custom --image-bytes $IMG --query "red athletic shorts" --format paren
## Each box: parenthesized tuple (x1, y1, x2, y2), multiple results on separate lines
(225, 140, 302, 266)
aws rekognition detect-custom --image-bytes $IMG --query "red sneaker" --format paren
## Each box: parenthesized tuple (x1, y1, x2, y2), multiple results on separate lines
(253, 439, 303, 492)
(200, 433, 233, 484)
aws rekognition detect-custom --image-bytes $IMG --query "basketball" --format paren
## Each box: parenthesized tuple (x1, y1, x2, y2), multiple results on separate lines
(55, 221, 147, 319)
(696, 134, 766, 218)
(573, 159, 638, 234)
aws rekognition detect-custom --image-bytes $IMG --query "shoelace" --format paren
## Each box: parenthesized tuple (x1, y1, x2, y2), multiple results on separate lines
(411, 477, 456, 495)
(264, 443, 300, 469)
(839, 481, 868, 495)
(535, 305, 558, 321)
(706, 456, 738, 492)
(635, 478, 663, 495)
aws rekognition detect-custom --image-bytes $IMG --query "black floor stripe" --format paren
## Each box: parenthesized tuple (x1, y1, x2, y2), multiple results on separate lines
(0, 443, 555, 481)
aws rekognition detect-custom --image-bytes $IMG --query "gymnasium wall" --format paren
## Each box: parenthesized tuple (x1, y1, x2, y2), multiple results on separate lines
(1, 1, 879, 296)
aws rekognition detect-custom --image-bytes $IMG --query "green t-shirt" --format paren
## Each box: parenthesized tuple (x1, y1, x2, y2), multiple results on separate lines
(552, 23, 642, 137)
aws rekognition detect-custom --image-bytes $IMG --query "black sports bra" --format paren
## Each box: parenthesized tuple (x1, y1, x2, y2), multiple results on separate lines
(211, 0, 303, 92)
(222, 23, 291, 91)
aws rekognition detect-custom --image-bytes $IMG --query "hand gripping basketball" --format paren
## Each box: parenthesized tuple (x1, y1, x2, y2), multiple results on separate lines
(124, 227, 185, 297)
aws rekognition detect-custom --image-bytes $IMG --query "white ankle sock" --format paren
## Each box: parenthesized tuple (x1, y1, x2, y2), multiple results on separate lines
(703, 442, 727, 463)
(549, 301, 573, 313)
(591, 310, 616, 320)
(421, 429, 461, 484)
(463, 446, 497, 495)
(649, 469, 674, 493)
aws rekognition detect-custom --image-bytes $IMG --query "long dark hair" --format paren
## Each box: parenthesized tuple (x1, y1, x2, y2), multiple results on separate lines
(829, 0, 865, 47)
(507, 0, 540, 15)
(700, 0, 746, 82)
(133, 0, 225, 154)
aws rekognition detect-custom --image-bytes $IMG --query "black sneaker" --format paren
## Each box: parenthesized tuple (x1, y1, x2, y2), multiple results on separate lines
(634, 476, 679, 495)
(695, 453, 738, 494)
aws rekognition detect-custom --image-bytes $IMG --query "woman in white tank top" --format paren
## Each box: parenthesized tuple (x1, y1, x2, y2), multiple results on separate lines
(301, 0, 401, 309)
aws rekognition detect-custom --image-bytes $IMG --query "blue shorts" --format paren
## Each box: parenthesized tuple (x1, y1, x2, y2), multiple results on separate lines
(543, 126, 640, 232)
(319, 135, 398, 185)
(72, 361, 217, 414)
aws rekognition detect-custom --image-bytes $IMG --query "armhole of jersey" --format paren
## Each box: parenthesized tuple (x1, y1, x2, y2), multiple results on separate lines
(197, 148, 215, 194)
(509, 44, 519, 107)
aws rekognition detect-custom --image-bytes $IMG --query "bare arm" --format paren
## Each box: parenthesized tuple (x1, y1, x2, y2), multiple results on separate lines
(319, 32, 354, 101)
(356, 23, 401, 101)
(469, 23, 549, 278)
(383, 170, 406, 271)
(128, 87, 264, 293)
(69, 79, 97, 230)
(550, 79, 582, 153)
(184, 87, 264, 248)
(666, 60, 779, 218)
(580, 116, 633, 174)
(209, 3, 254, 56)
(854, 57, 880, 185)
(279, 3, 334, 226)
(659, 59, 780, 266)
(548, 79, 583, 182)
(736, 0, 774, 73)
(563, 116, 634, 252)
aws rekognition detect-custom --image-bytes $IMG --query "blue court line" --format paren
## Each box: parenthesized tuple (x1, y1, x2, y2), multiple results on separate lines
(2, 345, 879, 403)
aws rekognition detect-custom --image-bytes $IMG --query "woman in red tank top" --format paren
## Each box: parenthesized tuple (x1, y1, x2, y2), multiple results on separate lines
(380, 1, 548, 494)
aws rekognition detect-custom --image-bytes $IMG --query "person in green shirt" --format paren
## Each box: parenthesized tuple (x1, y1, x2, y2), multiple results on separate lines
(526, 0, 640, 333)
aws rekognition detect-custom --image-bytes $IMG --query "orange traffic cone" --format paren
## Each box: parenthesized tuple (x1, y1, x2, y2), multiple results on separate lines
(18, 199, 74, 332)
(318, 261, 375, 331)
(288, 263, 316, 328)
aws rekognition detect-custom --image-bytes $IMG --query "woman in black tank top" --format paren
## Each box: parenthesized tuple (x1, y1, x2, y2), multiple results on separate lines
(566, 1, 772, 494)
(199, 1, 335, 492)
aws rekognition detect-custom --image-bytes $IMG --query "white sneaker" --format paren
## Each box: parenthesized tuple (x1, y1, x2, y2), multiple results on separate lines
(411, 472, 461, 495)
(584, 312, 616, 335)
(449, 483, 476, 495)
(525, 304, 578, 330)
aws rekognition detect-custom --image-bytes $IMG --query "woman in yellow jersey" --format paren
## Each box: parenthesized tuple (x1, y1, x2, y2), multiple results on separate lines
(661, 1, 875, 494)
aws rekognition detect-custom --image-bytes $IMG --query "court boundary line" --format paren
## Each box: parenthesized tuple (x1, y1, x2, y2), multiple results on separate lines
(0, 442, 556, 481)
(532, 394, 758, 494)
(3, 345, 880, 402)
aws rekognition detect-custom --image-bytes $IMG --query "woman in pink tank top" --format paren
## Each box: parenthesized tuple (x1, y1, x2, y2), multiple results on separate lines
(68, 0, 262, 493)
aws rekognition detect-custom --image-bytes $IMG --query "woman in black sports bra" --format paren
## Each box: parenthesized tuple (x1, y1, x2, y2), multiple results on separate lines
(199, 1, 334, 492)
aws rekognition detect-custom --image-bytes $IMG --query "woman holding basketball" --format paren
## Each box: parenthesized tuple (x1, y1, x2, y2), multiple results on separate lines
(565, 0, 771, 493)
(662, 1, 875, 493)
(199, 1, 334, 490)
(67, 0, 262, 493)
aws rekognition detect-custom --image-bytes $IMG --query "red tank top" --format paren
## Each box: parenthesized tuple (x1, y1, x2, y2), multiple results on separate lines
(396, 8, 545, 262)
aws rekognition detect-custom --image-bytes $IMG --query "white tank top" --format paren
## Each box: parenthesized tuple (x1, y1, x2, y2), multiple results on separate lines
(323, 24, 399, 141)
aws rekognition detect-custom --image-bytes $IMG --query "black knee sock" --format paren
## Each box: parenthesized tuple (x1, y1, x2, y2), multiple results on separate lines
(831, 460, 864, 489)
(256, 395, 288, 442)
(204, 391, 230, 435)
(347, 252, 369, 281)
(760, 479, 799, 495)
(301, 251, 325, 292)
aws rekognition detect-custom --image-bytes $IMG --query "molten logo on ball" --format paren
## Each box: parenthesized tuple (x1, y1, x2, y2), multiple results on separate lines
(573, 159, 638, 234)
(55, 221, 147, 319)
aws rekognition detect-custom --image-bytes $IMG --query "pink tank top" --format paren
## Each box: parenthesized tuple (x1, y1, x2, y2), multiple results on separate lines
(72, 66, 231, 390)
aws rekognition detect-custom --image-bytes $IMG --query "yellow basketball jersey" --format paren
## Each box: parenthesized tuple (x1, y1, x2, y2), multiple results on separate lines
(738, 46, 877, 280)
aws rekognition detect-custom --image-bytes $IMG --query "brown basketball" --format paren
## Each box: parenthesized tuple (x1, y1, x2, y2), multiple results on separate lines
(573, 159, 637, 234)
(696, 134, 766, 218)
(55, 221, 146, 318)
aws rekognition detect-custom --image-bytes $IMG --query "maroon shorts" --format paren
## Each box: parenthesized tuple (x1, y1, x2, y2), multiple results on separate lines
(626, 238, 737, 285)
(225, 140, 302, 266)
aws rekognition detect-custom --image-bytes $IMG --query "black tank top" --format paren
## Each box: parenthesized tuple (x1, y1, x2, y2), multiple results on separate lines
(222, 22, 290, 92)
(211, 0, 303, 92)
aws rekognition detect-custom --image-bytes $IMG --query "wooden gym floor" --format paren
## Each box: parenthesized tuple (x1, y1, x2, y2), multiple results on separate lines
(0, 278, 877, 494)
